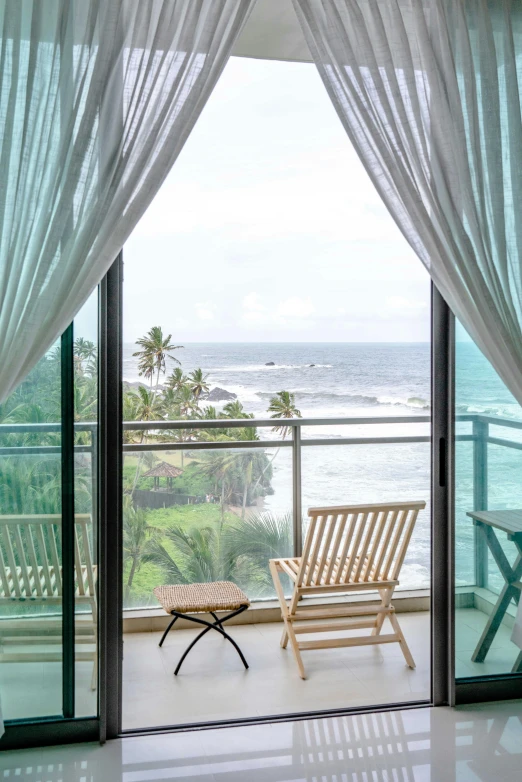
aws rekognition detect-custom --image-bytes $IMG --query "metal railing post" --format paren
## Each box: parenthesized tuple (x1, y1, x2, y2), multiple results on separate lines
(292, 424, 303, 557)
(473, 418, 489, 588)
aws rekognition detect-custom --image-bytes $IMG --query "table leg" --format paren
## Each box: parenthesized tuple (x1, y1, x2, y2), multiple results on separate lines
(471, 525, 522, 663)
(472, 583, 520, 662)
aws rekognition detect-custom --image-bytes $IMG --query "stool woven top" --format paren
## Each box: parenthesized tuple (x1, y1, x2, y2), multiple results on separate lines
(154, 581, 250, 615)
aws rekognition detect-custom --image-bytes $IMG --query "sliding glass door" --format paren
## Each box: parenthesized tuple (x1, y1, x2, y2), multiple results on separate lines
(0, 293, 99, 730)
(454, 320, 522, 695)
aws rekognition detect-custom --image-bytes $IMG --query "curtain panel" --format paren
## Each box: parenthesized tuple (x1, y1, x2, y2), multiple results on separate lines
(294, 0, 522, 407)
(0, 0, 254, 401)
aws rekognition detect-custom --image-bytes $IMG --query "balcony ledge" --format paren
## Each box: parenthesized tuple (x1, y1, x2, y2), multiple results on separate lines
(123, 588, 432, 634)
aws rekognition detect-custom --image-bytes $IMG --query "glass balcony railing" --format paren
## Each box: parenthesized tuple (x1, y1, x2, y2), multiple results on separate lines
(2, 412, 521, 615)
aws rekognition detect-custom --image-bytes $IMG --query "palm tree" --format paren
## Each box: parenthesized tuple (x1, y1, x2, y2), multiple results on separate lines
(123, 502, 162, 601)
(130, 386, 164, 428)
(188, 368, 210, 401)
(221, 400, 253, 420)
(226, 511, 293, 581)
(175, 385, 199, 418)
(147, 524, 269, 594)
(133, 327, 183, 394)
(250, 391, 302, 497)
(196, 450, 235, 519)
(199, 405, 219, 420)
(74, 376, 97, 424)
(230, 426, 263, 517)
(159, 387, 180, 418)
(166, 367, 188, 393)
(147, 512, 293, 598)
(126, 386, 164, 494)
(0, 457, 61, 515)
(74, 338, 96, 361)
(268, 390, 302, 438)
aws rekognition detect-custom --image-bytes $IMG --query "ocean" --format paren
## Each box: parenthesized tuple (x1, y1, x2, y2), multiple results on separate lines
(122, 341, 522, 592)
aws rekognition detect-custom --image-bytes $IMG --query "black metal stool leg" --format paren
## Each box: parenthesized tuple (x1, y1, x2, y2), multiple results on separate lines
(210, 611, 224, 635)
(174, 622, 215, 675)
(158, 614, 178, 647)
(172, 605, 249, 675)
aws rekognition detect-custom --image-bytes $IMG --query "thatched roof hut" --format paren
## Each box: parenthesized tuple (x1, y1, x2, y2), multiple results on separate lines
(142, 461, 183, 491)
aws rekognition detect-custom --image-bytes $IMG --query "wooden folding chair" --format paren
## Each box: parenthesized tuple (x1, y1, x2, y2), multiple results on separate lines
(270, 501, 426, 679)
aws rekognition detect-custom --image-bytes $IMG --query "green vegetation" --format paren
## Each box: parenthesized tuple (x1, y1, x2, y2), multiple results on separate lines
(0, 326, 303, 607)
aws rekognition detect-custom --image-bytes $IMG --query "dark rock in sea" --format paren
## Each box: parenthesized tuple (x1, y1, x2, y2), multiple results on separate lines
(265, 361, 275, 366)
(206, 387, 238, 402)
(308, 364, 315, 367)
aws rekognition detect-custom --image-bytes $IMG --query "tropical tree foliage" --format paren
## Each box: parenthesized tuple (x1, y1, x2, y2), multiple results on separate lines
(123, 501, 162, 599)
(145, 510, 292, 598)
(2, 322, 304, 607)
(268, 390, 302, 437)
(133, 326, 183, 392)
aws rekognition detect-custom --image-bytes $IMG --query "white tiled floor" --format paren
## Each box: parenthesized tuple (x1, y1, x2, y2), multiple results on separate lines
(122, 612, 432, 729)
(1, 607, 520, 727)
(2, 700, 522, 781)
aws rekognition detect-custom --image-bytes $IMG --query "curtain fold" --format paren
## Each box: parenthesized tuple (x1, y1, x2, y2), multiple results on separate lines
(0, 0, 254, 401)
(294, 0, 522, 405)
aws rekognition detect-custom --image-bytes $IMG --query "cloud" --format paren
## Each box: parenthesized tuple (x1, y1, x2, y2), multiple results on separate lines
(278, 297, 315, 319)
(195, 303, 214, 321)
(242, 292, 265, 312)
(386, 296, 428, 313)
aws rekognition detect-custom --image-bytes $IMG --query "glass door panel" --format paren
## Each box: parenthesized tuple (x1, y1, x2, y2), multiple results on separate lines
(0, 343, 63, 720)
(455, 321, 522, 679)
(0, 293, 99, 723)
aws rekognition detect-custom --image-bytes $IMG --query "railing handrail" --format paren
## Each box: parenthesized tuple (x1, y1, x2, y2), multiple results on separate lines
(470, 413, 522, 431)
(0, 412, 520, 435)
(0, 422, 95, 434)
(122, 415, 432, 430)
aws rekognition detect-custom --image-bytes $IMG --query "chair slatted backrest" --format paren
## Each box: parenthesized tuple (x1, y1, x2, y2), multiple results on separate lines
(297, 502, 425, 587)
(0, 514, 94, 599)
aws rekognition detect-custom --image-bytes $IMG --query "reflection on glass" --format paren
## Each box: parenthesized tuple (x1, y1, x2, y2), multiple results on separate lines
(455, 323, 522, 678)
(0, 292, 99, 723)
(73, 291, 99, 717)
(0, 344, 63, 720)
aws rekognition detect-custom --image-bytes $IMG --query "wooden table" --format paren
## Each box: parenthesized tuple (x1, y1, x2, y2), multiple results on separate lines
(467, 510, 522, 673)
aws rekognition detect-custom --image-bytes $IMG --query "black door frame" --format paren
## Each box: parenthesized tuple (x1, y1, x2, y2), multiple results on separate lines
(102, 277, 455, 738)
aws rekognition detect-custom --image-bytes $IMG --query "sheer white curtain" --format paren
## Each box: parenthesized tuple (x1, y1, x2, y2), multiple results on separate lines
(294, 0, 522, 406)
(0, 0, 254, 400)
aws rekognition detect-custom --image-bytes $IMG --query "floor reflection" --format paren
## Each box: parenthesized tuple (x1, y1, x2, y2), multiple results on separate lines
(1, 702, 521, 781)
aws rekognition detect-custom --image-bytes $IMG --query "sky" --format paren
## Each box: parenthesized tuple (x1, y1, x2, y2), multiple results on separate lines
(119, 56, 431, 344)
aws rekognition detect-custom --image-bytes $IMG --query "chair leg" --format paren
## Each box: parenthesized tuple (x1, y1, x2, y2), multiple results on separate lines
(372, 588, 391, 636)
(269, 560, 306, 678)
(286, 623, 306, 679)
(389, 612, 416, 669)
